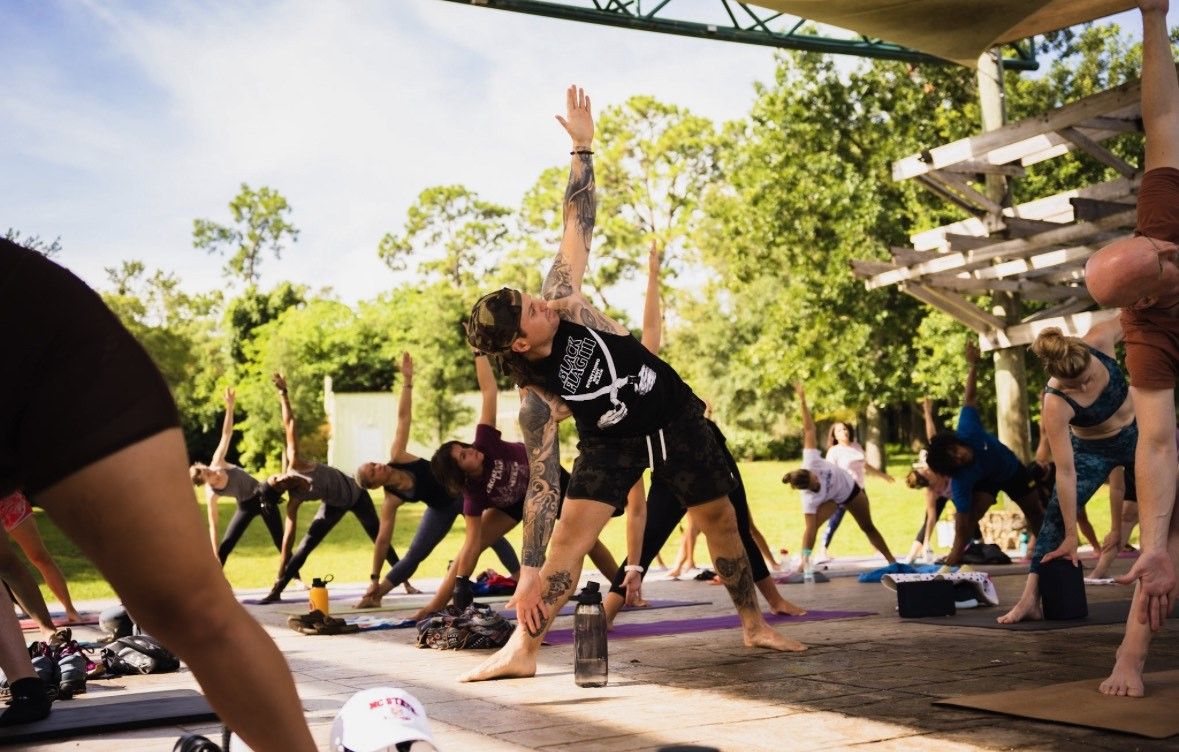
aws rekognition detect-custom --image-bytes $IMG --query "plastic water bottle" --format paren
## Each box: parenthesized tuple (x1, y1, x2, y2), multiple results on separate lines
(309, 574, 333, 615)
(803, 558, 815, 584)
(573, 581, 608, 687)
(1018, 531, 1030, 558)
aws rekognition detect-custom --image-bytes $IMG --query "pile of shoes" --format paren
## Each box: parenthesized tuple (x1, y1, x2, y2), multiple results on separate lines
(0, 629, 91, 702)
(287, 610, 360, 635)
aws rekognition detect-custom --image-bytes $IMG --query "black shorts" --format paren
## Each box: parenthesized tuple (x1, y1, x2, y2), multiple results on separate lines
(974, 463, 1036, 505)
(567, 402, 737, 512)
(0, 241, 179, 496)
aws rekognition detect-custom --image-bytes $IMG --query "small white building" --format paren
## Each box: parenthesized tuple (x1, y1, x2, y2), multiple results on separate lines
(323, 376, 523, 471)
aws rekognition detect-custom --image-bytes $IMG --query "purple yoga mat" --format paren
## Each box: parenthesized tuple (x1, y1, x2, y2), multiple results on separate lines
(501, 599, 708, 621)
(543, 609, 874, 645)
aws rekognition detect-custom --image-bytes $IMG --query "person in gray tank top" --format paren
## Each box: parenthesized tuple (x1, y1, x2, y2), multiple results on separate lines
(257, 374, 402, 604)
(190, 387, 290, 572)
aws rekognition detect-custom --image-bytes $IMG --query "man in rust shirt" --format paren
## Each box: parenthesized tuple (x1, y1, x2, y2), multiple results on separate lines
(1085, 0, 1179, 698)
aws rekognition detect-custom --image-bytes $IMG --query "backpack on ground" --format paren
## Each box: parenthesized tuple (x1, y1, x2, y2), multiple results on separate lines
(102, 634, 181, 675)
(415, 604, 514, 650)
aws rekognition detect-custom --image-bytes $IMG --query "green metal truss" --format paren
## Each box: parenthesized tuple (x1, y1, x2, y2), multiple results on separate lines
(435, 0, 1039, 70)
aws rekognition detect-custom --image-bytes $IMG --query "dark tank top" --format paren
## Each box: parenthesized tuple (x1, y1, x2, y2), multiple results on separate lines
(290, 463, 363, 508)
(210, 465, 263, 501)
(1043, 347, 1129, 428)
(383, 459, 457, 510)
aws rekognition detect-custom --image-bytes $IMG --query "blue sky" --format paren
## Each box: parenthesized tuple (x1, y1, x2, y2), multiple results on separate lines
(1, 0, 1165, 317)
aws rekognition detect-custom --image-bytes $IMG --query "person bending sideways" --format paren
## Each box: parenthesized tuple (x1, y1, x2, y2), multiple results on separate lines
(459, 85, 805, 683)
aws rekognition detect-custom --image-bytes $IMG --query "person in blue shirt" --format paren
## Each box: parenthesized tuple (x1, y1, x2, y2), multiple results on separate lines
(926, 342, 1045, 567)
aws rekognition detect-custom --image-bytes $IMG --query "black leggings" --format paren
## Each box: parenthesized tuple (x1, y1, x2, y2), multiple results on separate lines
(277, 494, 398, 587)
(218, 494, 286, 564)
(609, 422, 768, 596)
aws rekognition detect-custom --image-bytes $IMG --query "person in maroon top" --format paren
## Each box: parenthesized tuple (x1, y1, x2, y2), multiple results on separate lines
(1085, 0, 1179, 697)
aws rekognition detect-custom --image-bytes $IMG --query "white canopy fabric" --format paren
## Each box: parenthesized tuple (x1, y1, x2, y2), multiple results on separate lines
(752, 1, 1136, 66)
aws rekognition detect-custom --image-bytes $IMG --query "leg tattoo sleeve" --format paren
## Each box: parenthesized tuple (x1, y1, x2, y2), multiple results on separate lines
(714, 555, 758, 612)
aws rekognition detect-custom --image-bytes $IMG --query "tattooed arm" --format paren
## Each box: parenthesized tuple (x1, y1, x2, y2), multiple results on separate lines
(515, 384, 570, 635)
(543, 85, 595, 301)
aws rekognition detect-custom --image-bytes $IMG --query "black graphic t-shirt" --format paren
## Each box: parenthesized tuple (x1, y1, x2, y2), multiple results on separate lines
(537, 320, 692, 438)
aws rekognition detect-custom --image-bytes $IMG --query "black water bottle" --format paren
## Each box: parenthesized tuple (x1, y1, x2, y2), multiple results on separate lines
(573, 581, 608, 687)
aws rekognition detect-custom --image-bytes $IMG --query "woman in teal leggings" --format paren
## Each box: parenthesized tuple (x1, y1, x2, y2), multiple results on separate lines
(999, 318, 1133, 624)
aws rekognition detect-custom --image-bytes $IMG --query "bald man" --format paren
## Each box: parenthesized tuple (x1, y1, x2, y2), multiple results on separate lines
(1084, 0, 1179, 698)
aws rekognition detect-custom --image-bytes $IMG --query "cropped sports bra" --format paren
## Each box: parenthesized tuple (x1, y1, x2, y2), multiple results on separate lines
(1042, 347, 1128, 428)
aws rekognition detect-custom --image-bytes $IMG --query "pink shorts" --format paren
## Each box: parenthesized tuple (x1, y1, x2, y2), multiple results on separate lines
(0, 491, 33, 533)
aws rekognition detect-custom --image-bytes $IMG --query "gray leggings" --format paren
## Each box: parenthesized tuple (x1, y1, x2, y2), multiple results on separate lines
(1030, 422, 1137, 574)
(383, 499, 520, 586)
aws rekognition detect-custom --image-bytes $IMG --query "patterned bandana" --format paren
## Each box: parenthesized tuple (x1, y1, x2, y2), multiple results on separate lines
(466, 288, 523, 354)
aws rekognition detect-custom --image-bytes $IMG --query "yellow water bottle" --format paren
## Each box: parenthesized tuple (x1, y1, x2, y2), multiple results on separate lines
(309, 574, 333, 615)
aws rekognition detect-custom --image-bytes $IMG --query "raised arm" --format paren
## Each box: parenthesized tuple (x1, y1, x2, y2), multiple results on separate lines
(272, 372, 300, 469)
(922, 396, 939, 442)
(542, 85, 596, 301)
(389, 352, 416, 462)
(796, 382, 817, 451)
(210, 387, 235, 466)
(475, 353, 498, 427)
(640, 241, 662, 354)
(1141, 0, 1179, 172)
(963, 341, 979, 408)
(1082, 314, 1124, 358)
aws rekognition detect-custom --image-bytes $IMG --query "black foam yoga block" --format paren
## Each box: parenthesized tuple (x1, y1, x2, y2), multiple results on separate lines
(897, 579, 956, 617)
(1039, 558, 1088, 620)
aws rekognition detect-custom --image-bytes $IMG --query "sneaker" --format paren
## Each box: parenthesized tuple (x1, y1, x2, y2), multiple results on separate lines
(56, 640, 88, 698)
(28, 643, 60, 702)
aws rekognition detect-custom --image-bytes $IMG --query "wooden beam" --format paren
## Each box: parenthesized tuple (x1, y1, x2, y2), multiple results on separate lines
(1076, 116, 1143, 134)
(900, 283, 1007, 333)
(966, 245, 1096, 281)
(850, 259, 897, 278)
(919, 276, 1081, 301)
(1059, 126, 1139, 178)
(926, 171, 1006, 215)
(893, 78, 1147, 181)
(866, 209, 1137, 289)
(979, 309, 1121, 352)
(945, 233, 995, 251)
(941, 160, 1027, 177)
(1002, 217, 1067, 238)
(1071, 197, 1137, 222)
(914, 175, 985, 216)
(888, 246, 943, 265)
(1022, 298, 1093, 323)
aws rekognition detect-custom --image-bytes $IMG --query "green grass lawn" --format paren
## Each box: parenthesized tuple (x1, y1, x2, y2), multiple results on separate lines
(23, 457, 1130, 605)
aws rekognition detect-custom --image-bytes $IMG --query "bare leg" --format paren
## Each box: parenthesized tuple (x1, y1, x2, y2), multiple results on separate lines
(756, 576, 806, 616)
(1100, 581, 1153, 697)
(690, 498, 805, 651)
(9, 517, 81, 621)
(667, 521, 698, 578)
(34, 430, 315, 752)
(460, 500, 615, 682)
(587, 539, 619, 581)
(843, 493, 896, 563)
(0, 533, 55, 640)
(748, 520, 780, 571)
(0, 585, 50, 726)
(996, 573, 1043, 623)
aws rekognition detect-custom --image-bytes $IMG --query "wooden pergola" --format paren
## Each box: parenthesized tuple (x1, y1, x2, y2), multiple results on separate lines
(851, 73, 1152, 351)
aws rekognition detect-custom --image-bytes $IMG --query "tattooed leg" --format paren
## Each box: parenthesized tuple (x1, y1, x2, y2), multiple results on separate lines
(460, 499, 616, 682)
(689, 498, 807, 653)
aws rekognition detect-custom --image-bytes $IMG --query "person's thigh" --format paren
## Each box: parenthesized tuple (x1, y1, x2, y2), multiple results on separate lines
(547, 499, 616, 558)
(842, 491, 876, 528)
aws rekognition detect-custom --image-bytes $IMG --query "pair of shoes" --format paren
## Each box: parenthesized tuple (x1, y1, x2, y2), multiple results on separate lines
(287, 610, 360, 636)
(26, 643, 61, 702)
(55, 638, 89, 699)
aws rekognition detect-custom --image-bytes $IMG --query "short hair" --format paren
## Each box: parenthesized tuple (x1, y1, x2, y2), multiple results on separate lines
(190, 463, 207, 486)
(1031, 327, 1091, 380)
(926, 432, 968, 476)
(355, 464, 381, 490)
(431, 441, 471, 498)
(905, 469, 929, 489)
(782, 469, 812, 490)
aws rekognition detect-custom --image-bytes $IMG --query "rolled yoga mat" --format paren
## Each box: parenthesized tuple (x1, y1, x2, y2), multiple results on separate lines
(935, 669, 1179, 738)
(904, 598, 1131, 631)
(543, 609, 874, 645)
(0, 689, 217, 745)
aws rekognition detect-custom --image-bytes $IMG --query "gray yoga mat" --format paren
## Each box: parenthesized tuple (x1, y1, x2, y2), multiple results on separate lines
(0, 689, 217, 745)
(544, 609, 874, 645)
(905, 598, 1131, 630)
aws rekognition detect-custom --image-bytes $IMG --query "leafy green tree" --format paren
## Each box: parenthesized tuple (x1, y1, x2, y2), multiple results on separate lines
(194, 183, 300, 284)
(222, 282, 307, 365)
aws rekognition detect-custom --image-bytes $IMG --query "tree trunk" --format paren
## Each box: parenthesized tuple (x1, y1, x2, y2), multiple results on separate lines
(864, 402, 887, 472)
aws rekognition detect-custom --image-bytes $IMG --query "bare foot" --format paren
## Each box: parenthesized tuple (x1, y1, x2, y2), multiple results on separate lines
(354, 595, 382, 609)
(1099, 648, 1146, 697)
(63, 611, 86, 624)
(768, 600, 807, 617)
(743, 625, 807, 652)
(996, 598, 1042, 624)
(458, 644, 537, 682)
(402, 582, 422, 595)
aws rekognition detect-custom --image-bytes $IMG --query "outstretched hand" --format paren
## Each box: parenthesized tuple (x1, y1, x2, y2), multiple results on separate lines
(1040, 536, 1080, 568)
(400, 351, 413, 382)
(271, 372, 288, 394)
(964, 341, 980, 365)
(514, 566, 546, 637)
(794, 381, 806, 400)
(1116, 549, 1177, 631)
(622, 569, 644, 607)
(223, 386, 235, 406)
(556, 85, 594, 147)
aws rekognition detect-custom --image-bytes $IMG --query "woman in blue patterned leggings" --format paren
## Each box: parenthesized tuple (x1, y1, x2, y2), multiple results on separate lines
(998, 318, 1134, 623)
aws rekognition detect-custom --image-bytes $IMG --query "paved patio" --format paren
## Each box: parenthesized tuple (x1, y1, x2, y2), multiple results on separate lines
(16, 556, 1179, 751)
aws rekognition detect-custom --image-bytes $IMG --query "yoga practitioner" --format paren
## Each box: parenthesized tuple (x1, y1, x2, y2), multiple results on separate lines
(997, 321, 1134, 624)
(190, 387, 289, 570)
(0, 238, 315, 750)
(460, 86, 804, 683)
(412, 351, 617, 621)
(602, 243, 803, 623)
(814, 419, 895, 563)
(1030, 429, 1103, 556)
(1085, 0, 1179, 696)
(0, 491, 82, 623)
(258, 373, 401, 604)
(924, 343, 1044, 567)
(354, 351, 517, 608)
(785, 383, 897, 572)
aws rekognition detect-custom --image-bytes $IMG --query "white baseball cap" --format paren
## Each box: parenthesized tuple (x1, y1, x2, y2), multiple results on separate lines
(330, 687, 438, 752)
